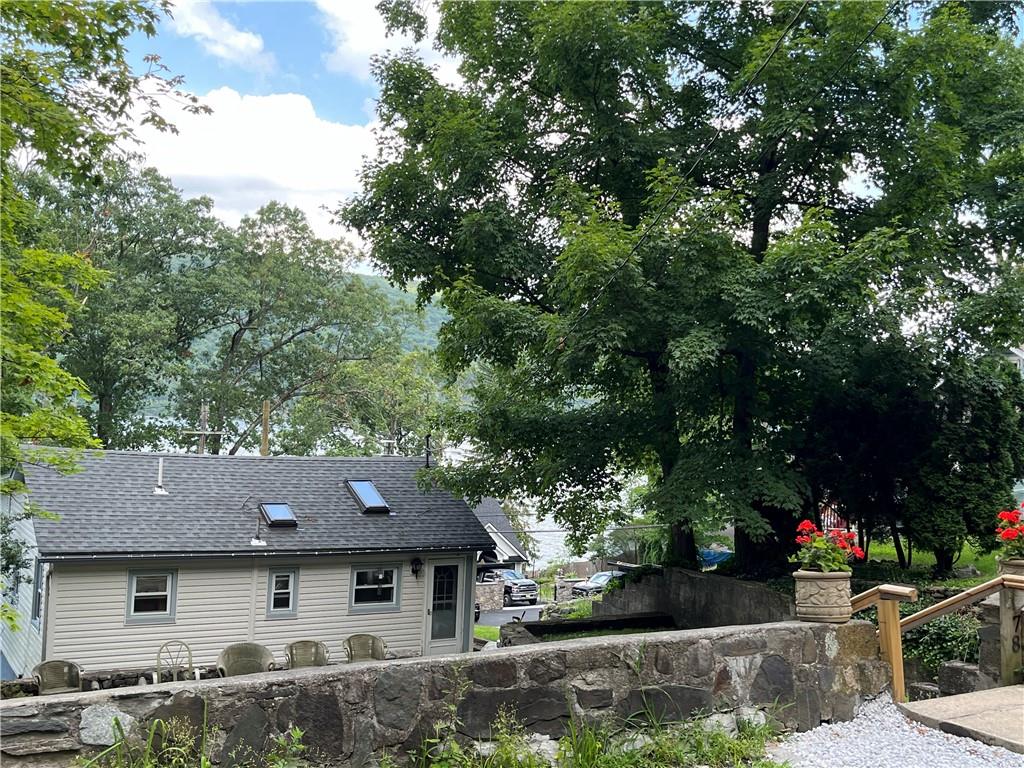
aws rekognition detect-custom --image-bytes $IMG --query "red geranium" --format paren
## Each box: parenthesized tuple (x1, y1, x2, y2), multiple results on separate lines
(995, 502, 1024, 559)
(791, 521, 865, 573)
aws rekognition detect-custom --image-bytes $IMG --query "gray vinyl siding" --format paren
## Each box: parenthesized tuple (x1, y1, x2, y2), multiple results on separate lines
(45, 553, 447, 671)
(0, 497, 45, 678)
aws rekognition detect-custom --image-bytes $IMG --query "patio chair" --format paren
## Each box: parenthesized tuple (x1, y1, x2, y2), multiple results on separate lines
(284, 640, 330, 668)
(216, 642, 276, 678)
(155, 640, 193, 682)
(343, 633, 388, 662)
(32, 660, 82, 696)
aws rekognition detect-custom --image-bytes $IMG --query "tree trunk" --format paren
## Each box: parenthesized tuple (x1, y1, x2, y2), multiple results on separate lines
(668, 522, 699, 569)
(889, 520, 907, 569)
(96, 394, 114, 448)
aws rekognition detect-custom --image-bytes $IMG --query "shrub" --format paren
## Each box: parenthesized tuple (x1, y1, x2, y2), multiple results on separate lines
(903, 610, 981, 680)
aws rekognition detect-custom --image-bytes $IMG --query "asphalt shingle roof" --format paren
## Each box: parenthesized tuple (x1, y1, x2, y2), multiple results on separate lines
(27, 450, 494, 559)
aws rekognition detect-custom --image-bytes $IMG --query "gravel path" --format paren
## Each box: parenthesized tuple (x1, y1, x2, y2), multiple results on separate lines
(768, 695, 1023, 768)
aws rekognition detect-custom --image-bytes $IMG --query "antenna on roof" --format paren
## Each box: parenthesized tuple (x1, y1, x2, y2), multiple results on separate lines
(153, 457, 168, 495)
(425, 434, 432, 468)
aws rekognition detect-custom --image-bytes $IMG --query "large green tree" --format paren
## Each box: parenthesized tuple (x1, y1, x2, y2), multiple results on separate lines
(342, 1, 1024, 569)
(278, 350, 451, 457)
(170, 202, 406, 455)
(21, 163, 232, 448)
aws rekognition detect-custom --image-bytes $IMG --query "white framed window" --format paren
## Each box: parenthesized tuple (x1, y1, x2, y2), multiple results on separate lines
(30, 559, 44, 626)
(126, 570, 177, 624)
(267, 568, 298, 618)
(349, 564, 401, 613)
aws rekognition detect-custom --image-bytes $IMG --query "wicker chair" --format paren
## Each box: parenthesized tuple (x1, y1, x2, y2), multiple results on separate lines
(284, 640, 330, 668)
(32, 660, 82, 696)
(155, 640, 194, 682)
(343, 634, 388, 662)
(216, 642, 276, 678)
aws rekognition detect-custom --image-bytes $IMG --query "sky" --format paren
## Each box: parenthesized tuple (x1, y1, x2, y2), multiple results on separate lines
(127, 0, 458, 244)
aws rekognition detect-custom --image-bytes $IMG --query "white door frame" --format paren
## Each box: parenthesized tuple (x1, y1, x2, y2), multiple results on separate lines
(423, 558, 464, 656)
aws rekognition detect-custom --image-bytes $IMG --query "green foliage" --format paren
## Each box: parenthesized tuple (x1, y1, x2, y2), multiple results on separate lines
(77, 716, 308, 768)
(278, 350, 450, 457)
(344, 1, 1024, 572)
(394, 691, 783, 768)
(18, 163, 233, 448)
(902, 611, 981, 681)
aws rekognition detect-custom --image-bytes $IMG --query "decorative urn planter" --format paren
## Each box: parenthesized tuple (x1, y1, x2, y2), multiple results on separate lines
(997, 558, 1024, 578)
(793, 569, 852, 623)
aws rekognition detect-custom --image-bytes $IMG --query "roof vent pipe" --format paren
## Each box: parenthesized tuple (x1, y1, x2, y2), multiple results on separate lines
(425, 434, 432, 468)
(153, 458, 168, 495)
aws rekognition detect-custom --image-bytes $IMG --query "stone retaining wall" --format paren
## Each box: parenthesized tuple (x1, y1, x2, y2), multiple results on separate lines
(476, 581, 504, 612)
(0, 621, 888, 766)
(594, 568, 795, 627)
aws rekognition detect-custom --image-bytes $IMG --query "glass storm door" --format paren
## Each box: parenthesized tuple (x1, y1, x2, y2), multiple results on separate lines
(425, 560, 463, 655)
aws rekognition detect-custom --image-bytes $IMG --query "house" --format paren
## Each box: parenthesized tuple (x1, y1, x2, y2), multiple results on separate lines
(0, 450, 493, 679)
(473, 497, 530, 566)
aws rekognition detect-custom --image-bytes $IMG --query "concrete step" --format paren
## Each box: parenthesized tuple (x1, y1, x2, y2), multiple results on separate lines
(898, 685, 1024, 754)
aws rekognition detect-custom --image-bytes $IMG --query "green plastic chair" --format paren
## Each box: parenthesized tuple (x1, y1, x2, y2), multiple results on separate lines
(32, 660, 82, 696)
(284, 640, 330, 668)
(216, 642, 276, 677)
(343, 634, 387, 662)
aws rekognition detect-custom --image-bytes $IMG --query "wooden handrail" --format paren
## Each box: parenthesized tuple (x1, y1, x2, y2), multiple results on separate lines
(850, 574, 1024, 703)
(900, 576, 1004, 633)
(851, 583, 918, 613)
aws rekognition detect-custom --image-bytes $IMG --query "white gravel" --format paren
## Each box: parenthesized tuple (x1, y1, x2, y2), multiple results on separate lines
(768, 695, 1024, 768)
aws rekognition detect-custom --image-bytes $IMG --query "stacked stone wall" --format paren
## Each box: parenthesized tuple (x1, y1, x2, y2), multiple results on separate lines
(0, 621, 888, 767)
(594, 568, 795, 627)
(475, 581, 504, 612)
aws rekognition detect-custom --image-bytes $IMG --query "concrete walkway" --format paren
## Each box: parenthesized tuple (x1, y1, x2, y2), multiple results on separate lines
(899, 685, 1024, 754)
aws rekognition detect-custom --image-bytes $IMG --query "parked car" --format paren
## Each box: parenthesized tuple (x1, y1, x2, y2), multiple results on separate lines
(480, 569, 539, 606)
(571, 570, 625, 598)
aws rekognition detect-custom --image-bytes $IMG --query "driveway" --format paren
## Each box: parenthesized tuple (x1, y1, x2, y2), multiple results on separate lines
(477, 605, 543, 626)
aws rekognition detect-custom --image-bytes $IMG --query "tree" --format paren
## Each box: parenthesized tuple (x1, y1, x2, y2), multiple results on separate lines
(278, 350, 450, 456)
(169, 202, 406, 455)
(1, 0, 202, 625)
(20, 163, 232, 448)
(902, 359, 1024, 575)
(342, 1, 1024, 570)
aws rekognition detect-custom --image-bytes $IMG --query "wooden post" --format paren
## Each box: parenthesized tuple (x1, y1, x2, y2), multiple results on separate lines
(1000, 575, 1024, 684)
(877, 598, 906, 702)
(260, 400, 270, 457)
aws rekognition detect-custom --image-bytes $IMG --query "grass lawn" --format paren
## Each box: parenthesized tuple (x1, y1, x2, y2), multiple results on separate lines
(474, 624, 500, 642)
(864, 541, 998, 587)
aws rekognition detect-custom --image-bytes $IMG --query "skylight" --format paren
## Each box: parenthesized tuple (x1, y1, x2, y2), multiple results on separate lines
(346, 480, 390, 513)
(260, 502, 297, 527)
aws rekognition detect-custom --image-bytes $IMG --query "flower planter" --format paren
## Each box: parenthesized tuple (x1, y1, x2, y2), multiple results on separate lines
(793, 570, 852, 623)
(997, 558, 1024, 578)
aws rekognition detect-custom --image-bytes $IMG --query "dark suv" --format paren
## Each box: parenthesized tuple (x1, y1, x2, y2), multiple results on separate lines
(571, 570, 625, 598)
(480, 569, 539, 606)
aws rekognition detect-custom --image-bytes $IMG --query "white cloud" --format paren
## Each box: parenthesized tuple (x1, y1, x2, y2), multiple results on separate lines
(169, 0, 275, 72)
(314, 0, 460, 86)
(135, 87, 376, 244)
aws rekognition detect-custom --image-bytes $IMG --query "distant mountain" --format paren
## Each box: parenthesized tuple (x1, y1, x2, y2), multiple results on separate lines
(359, 274, 447, 351)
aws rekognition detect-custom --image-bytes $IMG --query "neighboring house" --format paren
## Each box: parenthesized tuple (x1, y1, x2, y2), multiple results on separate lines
(0, 450, 492, 678)
(1006, 346, 1024, 378)
(473, 497, 530, 566)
